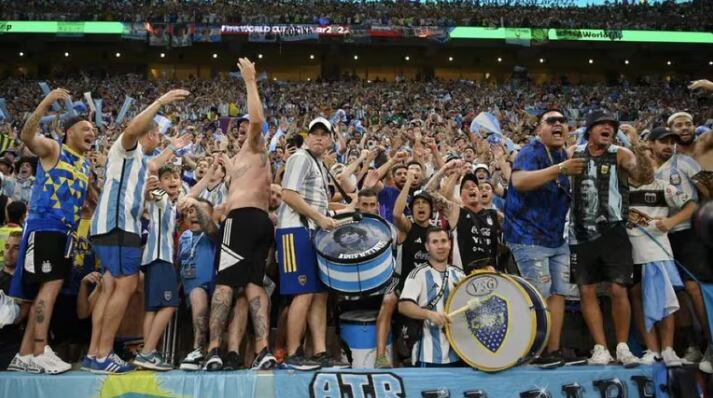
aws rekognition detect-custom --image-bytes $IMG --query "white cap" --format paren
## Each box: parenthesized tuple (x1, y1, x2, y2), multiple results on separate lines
(667, 111, 693, 127)
(308, 117, 333, 134)
(473, 163, 490, 174)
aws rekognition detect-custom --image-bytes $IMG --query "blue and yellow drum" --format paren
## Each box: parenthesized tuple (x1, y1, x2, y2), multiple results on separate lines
(313, 212, 394, 295)
(445, 271, 551, 372)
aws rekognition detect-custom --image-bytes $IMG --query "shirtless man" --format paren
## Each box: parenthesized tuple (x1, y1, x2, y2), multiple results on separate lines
(684, 80, 713, 198)
(203, 58, 277, 371)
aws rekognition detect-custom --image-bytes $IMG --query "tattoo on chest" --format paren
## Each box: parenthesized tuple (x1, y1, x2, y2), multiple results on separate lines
(233, 164, 250, 180)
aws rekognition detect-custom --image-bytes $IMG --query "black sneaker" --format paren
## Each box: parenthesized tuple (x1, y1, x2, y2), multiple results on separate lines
(312, 351, 350, 369)
(284, 351, 321, 371)
(251, 348, 278, 370)
(562, 348, 588, 366)
(203, 349, 223, 371)
(222, 351, 243, 370)
(531, 350, 565, 369)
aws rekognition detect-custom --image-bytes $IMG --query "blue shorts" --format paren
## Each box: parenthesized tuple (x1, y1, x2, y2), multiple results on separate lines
(276, 226, 326, 295)
(182, 278, 214, 299)
(94, 245, 142, 277)
(144, 260, 179, 311)
(508, 242, 579, 299)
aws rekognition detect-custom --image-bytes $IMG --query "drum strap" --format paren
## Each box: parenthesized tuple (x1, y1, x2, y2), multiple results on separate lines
(425, 267, 449, 310)
(306, 149, 353, 204)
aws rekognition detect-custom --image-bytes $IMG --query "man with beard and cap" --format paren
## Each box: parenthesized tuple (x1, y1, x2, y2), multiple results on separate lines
(567, 110, 640, 368)
(648, 126, 713, 369)
(8, 89, 93, 374)
(680, 80, 713, 199)
(505, 109, 587, 368)
(370, 151, 410, 223)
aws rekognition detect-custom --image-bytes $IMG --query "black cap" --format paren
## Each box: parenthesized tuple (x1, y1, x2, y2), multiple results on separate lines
(585, 110, 619, 139)
(412, 190, 434, 213)
(0, 157, 14, 171)
(459, 173, 480, 194)
(63, 115, 89, 134)
(647, 127, 681, 143)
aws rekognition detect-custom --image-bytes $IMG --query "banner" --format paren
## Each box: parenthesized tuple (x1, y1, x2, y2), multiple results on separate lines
(115, 95, 135, 125)
(221, 24, 350, 37)
(273, 366, 663, 398)
(171, 23, 193, 47)
(0, 21, 124, 35)
(147, 23, 169, 46)
(194, 24, 221, 42)
(505, 27, 532, 47)
(0, 98, 12, 122)
(94, 99, 103, 127)
(38, 82, 62, 112)
(122, 22, 147, 40)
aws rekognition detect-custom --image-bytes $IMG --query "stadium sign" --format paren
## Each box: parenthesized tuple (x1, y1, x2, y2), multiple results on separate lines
(450, 26, 713, 44)
(220, 24, 350, 36)
(0, 21, 124, 34)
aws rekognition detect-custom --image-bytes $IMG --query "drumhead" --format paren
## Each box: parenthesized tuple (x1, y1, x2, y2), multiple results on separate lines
(509, 275, 551, 363)
(313, 212, 392, 264)
(445, 271, 540, 372)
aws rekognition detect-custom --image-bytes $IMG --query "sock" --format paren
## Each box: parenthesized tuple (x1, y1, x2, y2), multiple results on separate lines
(96, 356, 107, 362)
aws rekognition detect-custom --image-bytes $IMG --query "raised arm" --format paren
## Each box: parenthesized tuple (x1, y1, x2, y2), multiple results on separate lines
(147, 134, 192, 175)
(122, 89, 190, 151)
(238, 58, 266, 153)
(393, 170, 415, 233)
(21, 89, 67, 160)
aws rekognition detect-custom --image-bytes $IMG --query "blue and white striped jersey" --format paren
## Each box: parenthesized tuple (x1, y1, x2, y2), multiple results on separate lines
(91, 134, 150, 237)
(142, 193, 177, 265)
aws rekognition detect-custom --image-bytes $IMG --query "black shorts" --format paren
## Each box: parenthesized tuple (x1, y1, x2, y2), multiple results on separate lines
(215, 208, 274, 289)
(669, 229, 713, 283)
(22, 231, 72, 287)
(570, 224, 633, 286)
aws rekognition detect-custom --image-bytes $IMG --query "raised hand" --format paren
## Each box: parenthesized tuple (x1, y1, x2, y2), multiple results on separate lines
(237, 57, 257, 82)
(157, 89, 191, 106)
(689, 79, 713, 92)
(41, 88, 72, 111)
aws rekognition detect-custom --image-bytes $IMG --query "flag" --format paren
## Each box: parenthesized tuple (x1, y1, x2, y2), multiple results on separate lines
(269, 128, 284, 152)
(0, 98, 11, 122)
(94, 99, 103, 127)
(154, 115, 172, 135)
(39, 82, 62, 112)
(0, 133, 12, 153)
(116, 96, 135, 124)
(84, 92, 96, 114)
(470, 112, 502, 135)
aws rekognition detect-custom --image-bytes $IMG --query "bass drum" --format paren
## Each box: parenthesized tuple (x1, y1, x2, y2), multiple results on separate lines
(313, 212, 394, 295)
(445, 271, 550, 372)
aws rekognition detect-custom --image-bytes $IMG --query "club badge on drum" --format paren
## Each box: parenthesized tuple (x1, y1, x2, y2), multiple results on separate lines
(445, 271, 551, 372)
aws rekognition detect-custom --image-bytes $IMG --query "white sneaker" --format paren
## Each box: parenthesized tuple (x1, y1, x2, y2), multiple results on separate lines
(615, 343, 640, 368)
(588, 344, 613, 365)
(661, 347, 683, 368)
(699, 346, 713, 374)
(33, 346, 71, 374)
(639, 350, 660, 365)
(7, 354, 41, 373)
(683, 346, 703, 364)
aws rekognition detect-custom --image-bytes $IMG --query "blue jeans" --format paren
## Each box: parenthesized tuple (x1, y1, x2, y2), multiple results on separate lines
(508, 242, 579, 299)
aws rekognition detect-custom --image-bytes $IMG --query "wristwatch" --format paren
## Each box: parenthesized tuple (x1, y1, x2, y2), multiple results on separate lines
(558, 162, 567, 175)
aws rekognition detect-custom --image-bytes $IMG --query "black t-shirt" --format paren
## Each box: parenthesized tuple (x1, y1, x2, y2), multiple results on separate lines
(456, 207, 501, 274)
(0, 269, 21, 343)
(398, 223, 429, 291)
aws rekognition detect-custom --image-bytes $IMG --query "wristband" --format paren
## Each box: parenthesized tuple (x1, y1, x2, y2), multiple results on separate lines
(558, 162, 567, 175)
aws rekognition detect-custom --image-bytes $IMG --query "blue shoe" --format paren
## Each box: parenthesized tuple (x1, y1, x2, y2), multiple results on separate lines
(133, 351, 173, 371)
(80, 356, 94, 371)
(90, 352, 135, 374)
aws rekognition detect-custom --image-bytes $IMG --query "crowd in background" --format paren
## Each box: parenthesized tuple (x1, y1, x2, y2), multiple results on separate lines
(1, 0, 712, 30)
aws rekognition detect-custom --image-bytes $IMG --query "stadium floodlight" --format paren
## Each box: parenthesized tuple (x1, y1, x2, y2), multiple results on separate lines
(212, 53, 218, 59)
(64, 52, 69, 57)
(354, 55, 359, 60)
(588, 59, 594, 64)
(539, 58, 545, 63)
(405, 56, 410, 61)
(624, 59, 629, 65)
(115, 52, 121, 58)
(709, 61, 713, 66)
(307, 78, 311, 81)
(258, 54, 263, 59)
(448, 56, 454, 62)
(18, 52, 23, 57)
(667, 60, 672, 66)
(160, 53, 165, 58)
(309, 54, 315, 60)
(497, 57, 502, 63)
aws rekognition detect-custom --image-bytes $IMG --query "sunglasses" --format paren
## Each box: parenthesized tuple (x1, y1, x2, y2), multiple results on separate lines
(543, 116, 567, 125)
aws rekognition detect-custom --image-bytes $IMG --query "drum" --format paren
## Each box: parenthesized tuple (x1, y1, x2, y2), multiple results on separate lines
(313, 212, 394, 295)
(445, 271, 550, 372)
(339, 310, 392, 368)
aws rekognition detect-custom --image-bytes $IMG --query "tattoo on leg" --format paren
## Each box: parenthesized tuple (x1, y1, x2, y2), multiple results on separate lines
(209, 289, 233, 345)
(35, 300, 46, 325)
(249, 296, 267, 340)
(195, 307, 208, 348)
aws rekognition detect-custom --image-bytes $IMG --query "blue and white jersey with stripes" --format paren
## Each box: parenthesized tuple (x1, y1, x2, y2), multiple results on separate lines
(141, 193, 177, 266)
(655, 153, 701, 233)
(91, 134, 150, 237)
(399, 264, 465, 365)
(199, 182, 228, 206)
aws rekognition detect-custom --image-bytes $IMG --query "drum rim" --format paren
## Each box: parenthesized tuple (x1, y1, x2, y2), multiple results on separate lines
(313, 212, 393, 265)
(507, 274, 552, 363)
(444, 270, 541, 373)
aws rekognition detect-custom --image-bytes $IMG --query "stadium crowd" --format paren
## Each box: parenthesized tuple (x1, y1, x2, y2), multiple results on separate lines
(0, 62, 712, 374)
(1, 0, 712, 31)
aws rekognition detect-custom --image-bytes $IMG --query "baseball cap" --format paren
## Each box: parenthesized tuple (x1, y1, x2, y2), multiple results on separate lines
(236, 114, 250, 125)
(460, 173, 480, 194)
(308, 117, 333, 135)
(412, 190, 434, 213)
(473, 163, 490, 175)
(666, 112, 693, 127)
(585, 110, 619, 134)
(647, 127, 681, 143)
(63, 115, 89, 134)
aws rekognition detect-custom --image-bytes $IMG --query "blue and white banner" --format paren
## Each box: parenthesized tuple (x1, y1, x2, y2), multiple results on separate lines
(154, 114, 172, 135)
(0, 98, 11, 122)
(94, 99, 103, 127)
(122, 22, 147, 41)
(38, 82, 62, 112)
(194, 25, 222, 42)
(274, 366, 664, 398)
(115, 95, 135, 125)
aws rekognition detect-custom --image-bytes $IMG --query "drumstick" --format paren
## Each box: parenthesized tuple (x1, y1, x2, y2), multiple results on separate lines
(448, 298, 480, 318)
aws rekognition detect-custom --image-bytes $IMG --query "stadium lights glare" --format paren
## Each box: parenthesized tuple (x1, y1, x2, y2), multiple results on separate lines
(258, 54, 263, 59)
(64, 52, 69, 57)
(272, 77, 276, 81)
(307, 78, 311, 81)
(624, 59, 629, 65)
(448, 56, 454, 62)
(588, 59, 594, 64)
(354, 55, 359, 60)
(709, 61, 713, 66)
(497, 57, 502, 63)
(309, 54, 315, 60)
(539, 58, 544, 63)
(212, 53, 218, 59)
(667, 60, 672, 65)
(405, 56, 410, 61)
(115, 52, 121, 58)
(18, 52, 24, 57)
(160, 53, 165, 58)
